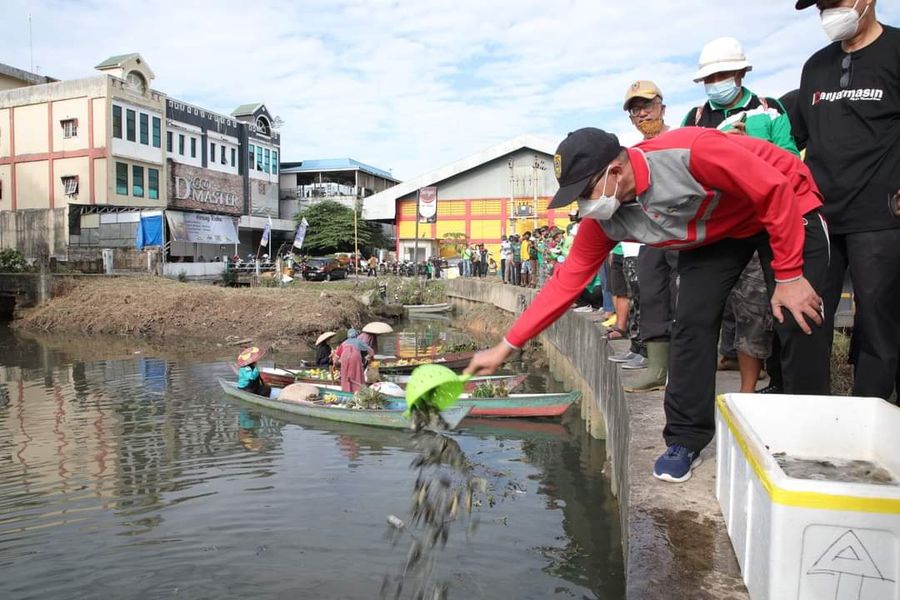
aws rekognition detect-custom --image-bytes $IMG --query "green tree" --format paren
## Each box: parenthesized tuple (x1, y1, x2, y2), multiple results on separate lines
(295, 201, 387, 255)
(0, 249, 27, 273)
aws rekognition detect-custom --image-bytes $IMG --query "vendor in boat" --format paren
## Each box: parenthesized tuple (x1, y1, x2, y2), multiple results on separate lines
(236, 346, 271, 397)
(315, 331, 337, 367)
(359, 321, 394, 358)
(334, 329, 372, 393)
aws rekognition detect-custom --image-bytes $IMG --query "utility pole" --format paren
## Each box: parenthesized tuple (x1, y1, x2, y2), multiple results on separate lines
(414, 189, 420, 269)
(532, 155, 546, 230)
(353, 198, 359, 287)
(28, 14, 33, 73)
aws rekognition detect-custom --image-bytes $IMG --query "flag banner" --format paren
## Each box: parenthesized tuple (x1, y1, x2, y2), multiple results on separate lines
(293, 218, 309, 250)
(418, 186, 437, 223)
(260, 218, 271, 247)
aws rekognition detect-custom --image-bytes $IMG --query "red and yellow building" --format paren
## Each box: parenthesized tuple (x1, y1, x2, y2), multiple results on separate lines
(364, 135, 565, 261)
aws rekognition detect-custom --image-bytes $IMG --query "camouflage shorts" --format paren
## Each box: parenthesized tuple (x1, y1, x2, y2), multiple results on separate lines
(730, 255, 774, 359)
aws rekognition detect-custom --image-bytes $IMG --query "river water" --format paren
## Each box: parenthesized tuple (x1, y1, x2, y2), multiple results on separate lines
(0, 322, 624, 599)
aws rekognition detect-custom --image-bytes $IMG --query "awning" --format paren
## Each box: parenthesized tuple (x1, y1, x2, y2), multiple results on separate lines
(239, 215, 296, 232)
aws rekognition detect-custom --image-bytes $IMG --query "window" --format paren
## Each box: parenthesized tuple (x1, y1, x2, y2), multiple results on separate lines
(139, 113, 149, 145)
(178, 134, 185, 155)
(209, 142, 215, 163)
(148, 168, 159, 200)
(231, 147, 236, 168)
(190, 137, 196, 158)
(152, 116, 161, 148)
(61, 119, 78, 138)
(248, 144, 255, 170)
(221, 144, 227, 165)
(167, 131, 172, 152)
(272, 151, 278, 175)
(256, 146, 263, 171)
(126, 109, 136, 142)
(116, 162, 128, 195)
(112, 105, 122, 139)
(61, 175, 79, 196)
(132, 165, 144, 197)
(264, 148, 270, 173)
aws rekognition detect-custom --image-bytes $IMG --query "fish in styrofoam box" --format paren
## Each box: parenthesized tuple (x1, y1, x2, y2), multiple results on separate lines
(715, 393, 900, 600)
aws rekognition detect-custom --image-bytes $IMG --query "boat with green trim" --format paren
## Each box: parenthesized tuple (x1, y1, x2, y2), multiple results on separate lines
(313, 384, 579, 418)
(218, 379, 471, 430)
(260, 367, 526, 395)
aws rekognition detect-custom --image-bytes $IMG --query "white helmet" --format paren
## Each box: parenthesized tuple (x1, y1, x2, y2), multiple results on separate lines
(693, 37, 752, 82)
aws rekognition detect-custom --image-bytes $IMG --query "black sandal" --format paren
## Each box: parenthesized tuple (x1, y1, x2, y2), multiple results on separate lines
(602, 326, 629, 341)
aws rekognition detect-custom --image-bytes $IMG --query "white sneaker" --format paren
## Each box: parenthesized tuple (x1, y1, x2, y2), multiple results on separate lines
(573, 305, 595, 313)
(608, 351, 639, 363)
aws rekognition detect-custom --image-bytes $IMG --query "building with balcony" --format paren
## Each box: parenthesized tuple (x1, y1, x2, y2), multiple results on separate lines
(279, 158, 399, 218)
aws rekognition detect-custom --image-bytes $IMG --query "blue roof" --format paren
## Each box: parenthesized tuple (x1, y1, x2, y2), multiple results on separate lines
(279, 158, 398, 182)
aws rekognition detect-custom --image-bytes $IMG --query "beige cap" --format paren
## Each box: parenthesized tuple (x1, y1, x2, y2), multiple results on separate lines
(624, 80, 663, 110)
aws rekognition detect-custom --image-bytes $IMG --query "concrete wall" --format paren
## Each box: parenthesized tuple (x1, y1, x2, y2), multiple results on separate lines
(0, 208, 66, 257)
(446, 278, 630, 552)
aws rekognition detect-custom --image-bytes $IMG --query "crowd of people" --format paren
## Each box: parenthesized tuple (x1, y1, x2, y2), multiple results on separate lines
(467, 0, 900, 485)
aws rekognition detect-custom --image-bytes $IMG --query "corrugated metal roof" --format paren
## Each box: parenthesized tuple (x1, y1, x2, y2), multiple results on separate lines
(231, 103, 263, 117)
(95, 53, 140, 69)
(362, 134, 557, 220)
(280, 158, 398, 182)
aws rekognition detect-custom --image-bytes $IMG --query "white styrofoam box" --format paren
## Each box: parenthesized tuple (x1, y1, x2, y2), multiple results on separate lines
(716, 393, 900, 600)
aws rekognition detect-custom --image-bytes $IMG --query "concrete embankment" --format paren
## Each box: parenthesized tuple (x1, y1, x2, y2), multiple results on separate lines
(447, 278, 750, 600)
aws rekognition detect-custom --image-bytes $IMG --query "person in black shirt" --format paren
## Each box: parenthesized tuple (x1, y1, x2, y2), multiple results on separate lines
(793, 0, 900, 400)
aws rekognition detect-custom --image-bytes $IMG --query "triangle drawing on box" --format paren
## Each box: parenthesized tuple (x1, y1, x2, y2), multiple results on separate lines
(807, 530, 893, 581)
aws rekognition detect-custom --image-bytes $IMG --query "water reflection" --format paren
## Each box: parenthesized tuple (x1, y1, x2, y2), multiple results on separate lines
(0, 324, 623, 599)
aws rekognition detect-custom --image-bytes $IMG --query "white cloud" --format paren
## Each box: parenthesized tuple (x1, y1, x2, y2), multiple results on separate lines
(2, 0, 897, 178)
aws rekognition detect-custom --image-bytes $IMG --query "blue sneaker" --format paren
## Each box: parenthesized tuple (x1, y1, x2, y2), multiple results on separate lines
(653, 445, 703, 483)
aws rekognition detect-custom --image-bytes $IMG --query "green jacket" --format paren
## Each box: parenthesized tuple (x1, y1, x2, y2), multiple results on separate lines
(681, 87, 799, 156)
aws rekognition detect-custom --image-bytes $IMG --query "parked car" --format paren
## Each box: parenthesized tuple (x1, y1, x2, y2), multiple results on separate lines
(302, 257, 347, 281)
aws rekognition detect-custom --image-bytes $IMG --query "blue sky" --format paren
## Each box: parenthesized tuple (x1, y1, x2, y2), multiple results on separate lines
(3, 0, 898, 179)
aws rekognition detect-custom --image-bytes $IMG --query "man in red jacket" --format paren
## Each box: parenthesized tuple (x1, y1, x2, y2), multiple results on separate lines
(465, 126, 830, 483)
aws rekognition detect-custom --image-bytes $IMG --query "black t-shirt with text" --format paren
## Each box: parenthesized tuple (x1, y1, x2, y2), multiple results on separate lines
(794, 23, 900, 234)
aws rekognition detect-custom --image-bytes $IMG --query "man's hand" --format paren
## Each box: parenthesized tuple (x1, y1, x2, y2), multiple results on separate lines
(725, 120, 747, 135)
(771, 277, 823, 335)
(464, 342, 516, 375)
(893, 188, 900, 218)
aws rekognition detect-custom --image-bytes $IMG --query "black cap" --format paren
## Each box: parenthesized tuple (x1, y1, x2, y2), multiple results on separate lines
(548, 128, 623, 209)
(795, 0, 816, 9)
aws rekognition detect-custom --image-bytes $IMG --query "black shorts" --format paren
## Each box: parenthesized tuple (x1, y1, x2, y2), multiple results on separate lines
(609, 254, 627, 297)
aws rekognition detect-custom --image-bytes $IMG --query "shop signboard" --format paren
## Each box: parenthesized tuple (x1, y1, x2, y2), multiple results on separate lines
(166, 210, 239, 244)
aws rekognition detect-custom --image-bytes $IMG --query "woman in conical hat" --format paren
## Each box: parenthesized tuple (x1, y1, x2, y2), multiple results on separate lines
(314, 331, 336, 367)
(358, 322, 393, 355)
(334, 330, 371, 393)
(235, 346, 271, 397)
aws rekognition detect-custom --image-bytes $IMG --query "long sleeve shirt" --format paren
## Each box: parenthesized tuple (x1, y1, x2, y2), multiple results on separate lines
(504, 127, 822, 348)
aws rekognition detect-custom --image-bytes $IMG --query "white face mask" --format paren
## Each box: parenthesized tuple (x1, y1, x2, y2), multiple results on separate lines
(704, 77, 741, 106)
(577, 166, 620, 221)
(821, 0, 868, 42)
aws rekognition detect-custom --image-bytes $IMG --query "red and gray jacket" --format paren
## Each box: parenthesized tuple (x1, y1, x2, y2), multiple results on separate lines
(504, 127, 823, 348)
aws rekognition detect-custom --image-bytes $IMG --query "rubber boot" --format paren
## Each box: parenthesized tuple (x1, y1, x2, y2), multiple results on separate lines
(623, 341, 669, 392)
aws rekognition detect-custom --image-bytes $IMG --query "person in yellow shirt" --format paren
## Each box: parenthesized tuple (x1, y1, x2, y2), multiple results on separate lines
(520, 231, 534, 287)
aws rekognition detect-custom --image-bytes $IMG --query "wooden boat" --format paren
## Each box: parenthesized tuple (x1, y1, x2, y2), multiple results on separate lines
(218, 379, 471, 430)
(313, 384, 580, 418)
(403, 302, 452, 314)
(377, 350, 476, 374)
(260, 367, 526, 395)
